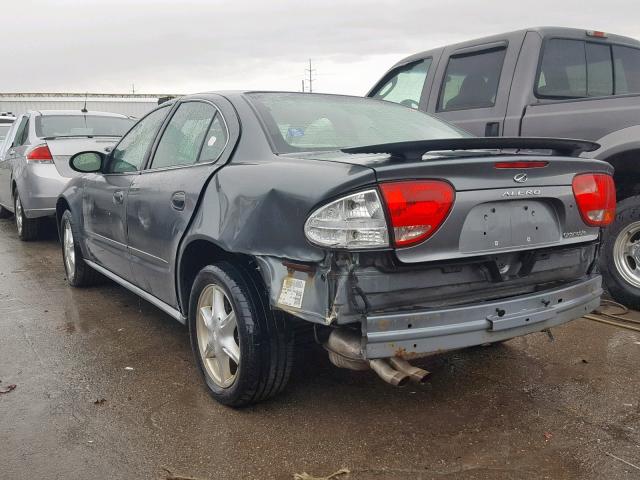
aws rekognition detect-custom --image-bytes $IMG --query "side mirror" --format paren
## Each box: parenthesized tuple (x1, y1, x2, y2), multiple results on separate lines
(69, 151, 104, 173)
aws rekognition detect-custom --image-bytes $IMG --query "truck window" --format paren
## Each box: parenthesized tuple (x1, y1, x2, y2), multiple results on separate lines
(613, 45, 640, 94)
(437, 47, 506, 112)
(370, 59, 431, 109)
(586, 43, 613, 97)
(537, 39, 614, 98)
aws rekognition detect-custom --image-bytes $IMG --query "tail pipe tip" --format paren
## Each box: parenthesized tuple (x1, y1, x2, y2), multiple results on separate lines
(368, 359, 410, 387)
(388, 357, 431, 384)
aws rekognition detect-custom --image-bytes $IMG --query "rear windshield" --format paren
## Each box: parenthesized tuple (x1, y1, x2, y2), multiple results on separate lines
(35, 115, 134, 138)
(247, 92, 468, 154)
(0, 124, 10, 143)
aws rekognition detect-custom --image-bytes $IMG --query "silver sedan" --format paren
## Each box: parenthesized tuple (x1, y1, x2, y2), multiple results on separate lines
(0, 110, 134, 240)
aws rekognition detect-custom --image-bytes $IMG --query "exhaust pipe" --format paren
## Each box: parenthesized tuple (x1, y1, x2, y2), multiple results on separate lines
(388, 357, 430, 383)
(369, 359, 410, 387)
(324, 328, 416, 387)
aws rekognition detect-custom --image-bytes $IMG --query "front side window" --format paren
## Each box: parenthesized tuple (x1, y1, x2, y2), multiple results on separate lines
(438, 47, 506, 112)
(151, 102, 217, 169)
(370, 59, 431, 109)
(108, 106, 169, 174)
(35, 115, 134, 139)
(247, 92, 468, 154)
(613, 45, 640, 94)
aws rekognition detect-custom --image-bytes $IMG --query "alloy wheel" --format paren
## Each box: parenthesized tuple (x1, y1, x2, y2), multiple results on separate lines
(63, 220, 76, 280)
(196, 284, 240, 388)
(15, 196, 23, 235)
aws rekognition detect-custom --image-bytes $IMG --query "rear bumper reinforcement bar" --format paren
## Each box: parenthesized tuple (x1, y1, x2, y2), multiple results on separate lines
(364, 275, 602, 359)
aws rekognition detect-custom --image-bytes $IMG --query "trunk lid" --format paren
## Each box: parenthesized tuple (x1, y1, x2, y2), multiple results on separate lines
(287, 147, 612, 264)
(43, 137, 119, 177)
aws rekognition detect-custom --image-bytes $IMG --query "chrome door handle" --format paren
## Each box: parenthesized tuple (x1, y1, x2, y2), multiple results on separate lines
(113, 190, 125, 204)
(171, 191, 186, 211)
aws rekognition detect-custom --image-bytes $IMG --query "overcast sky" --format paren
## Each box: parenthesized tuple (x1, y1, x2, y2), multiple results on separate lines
(1, 0, 638, 96)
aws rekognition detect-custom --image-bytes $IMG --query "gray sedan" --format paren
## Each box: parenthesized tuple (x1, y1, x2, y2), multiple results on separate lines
(57, 91, 612, 406)
(0, 110, 134, 240)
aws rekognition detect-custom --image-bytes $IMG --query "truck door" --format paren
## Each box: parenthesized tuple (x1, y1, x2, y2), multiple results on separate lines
(427, 40, 519, 137)
(521, 37, 631, 141)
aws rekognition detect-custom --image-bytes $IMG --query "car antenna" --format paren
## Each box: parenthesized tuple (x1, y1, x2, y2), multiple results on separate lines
(81, 92, 88, 113)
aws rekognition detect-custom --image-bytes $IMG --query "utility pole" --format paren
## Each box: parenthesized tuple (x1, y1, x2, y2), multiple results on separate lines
(132, 83, 136, 95)
(301, 79, 305, 93)
(305, 59, 315, 93)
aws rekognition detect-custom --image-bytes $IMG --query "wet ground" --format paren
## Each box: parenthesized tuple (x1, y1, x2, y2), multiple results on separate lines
(0, 218, 639, 480)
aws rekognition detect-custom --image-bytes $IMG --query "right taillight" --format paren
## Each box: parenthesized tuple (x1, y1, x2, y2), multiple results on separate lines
(572, 173, 616, 227)
(380, 180, 455, 247)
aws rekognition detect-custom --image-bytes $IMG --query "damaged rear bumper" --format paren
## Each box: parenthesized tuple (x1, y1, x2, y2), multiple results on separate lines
(364, 275, 602, 359)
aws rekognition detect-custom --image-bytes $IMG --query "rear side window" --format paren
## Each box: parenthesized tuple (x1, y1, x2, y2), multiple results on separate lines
(438, 47, 506, 112)
(613, 45, 640, 94)
(13, 117, 30, 147)
(151, 102, 217, 169)
(198, 114, 228, 163)
(370, 59, 431, 108)
(537, 39, 615, 98)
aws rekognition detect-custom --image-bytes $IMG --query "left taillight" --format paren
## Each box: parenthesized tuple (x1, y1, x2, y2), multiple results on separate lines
(26, 144, 53, 162)
(572, 173, 616, 227)
(304, 189, 389, 249)
(380, 180, 455, 247)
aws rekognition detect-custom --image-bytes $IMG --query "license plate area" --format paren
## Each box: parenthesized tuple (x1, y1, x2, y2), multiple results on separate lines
(459, 200, 560, 253)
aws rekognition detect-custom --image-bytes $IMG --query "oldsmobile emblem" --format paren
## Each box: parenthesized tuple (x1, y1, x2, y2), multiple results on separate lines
(513, 173, 528, 183)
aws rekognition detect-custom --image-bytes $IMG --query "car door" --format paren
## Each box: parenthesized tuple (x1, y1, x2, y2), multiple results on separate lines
(83, 105, 170, 281)
(426, 37, 522, 137)
(126, 99, 235, 307)
(0, 117, 24, 209)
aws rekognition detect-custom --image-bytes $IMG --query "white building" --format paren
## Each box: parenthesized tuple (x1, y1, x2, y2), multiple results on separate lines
(0, 93, 179, 118)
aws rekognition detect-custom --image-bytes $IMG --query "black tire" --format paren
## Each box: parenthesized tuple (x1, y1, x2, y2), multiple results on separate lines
(188, 262, 294, 407)
(600, 195, 640, 310)
(60, 210, 101, 287)
(14, 192, 41, 241)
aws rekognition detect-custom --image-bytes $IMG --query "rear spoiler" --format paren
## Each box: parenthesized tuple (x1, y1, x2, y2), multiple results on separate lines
(342, 137, 600, 161)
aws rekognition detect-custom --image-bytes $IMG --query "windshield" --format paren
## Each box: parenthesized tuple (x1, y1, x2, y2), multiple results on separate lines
(35, 115, 135, 138)
(0, 124, 10, 143)
(247, 92, 468, 154)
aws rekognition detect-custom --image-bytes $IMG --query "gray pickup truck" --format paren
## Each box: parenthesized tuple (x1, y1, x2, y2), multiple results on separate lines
(369, 26, 640, 308)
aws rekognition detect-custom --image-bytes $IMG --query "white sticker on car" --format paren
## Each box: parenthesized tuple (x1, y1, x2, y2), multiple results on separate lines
(278, 277, 305, 309)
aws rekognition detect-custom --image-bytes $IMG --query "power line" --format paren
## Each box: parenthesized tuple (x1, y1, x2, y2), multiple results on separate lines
(304, 58, 316, 93)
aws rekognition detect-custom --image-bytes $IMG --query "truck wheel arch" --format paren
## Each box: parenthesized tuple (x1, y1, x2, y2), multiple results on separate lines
(601, 149, 640, 201)
(587, 126, 640, 201)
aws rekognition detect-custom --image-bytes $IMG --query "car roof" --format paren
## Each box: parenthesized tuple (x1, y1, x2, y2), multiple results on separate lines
(29, 110, 131, 118)
(183, 90, 379, 103)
